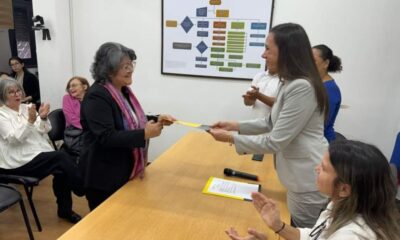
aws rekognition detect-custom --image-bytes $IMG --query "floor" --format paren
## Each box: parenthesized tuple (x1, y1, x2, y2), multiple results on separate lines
(0, 176, 90, 240)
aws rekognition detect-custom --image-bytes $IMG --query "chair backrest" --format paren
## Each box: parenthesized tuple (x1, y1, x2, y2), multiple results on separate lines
(334, 131, 346, 141)
(47, 109, 66, 149)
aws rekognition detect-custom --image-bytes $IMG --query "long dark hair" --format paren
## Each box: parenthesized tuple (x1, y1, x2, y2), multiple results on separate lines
(270, 23, 328, 118)
(313, 44, 343, 72)
(8, 56, 27, 74)
(326, 140, 400, 239)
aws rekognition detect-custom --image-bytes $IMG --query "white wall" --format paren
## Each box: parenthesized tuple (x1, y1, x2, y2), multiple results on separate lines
(69, 0, 254, 161)
(34, 0, 400, 160)
(0, 29, 11, 72)
(32, 0, 73, 109)
(271, 0, 400, 158)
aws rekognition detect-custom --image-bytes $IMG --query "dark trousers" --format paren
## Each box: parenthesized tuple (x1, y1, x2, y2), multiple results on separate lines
(86, 188, 114, 211)
(0, 151, 84, 215)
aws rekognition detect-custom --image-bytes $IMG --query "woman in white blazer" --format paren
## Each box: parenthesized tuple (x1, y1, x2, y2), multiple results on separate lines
(210, 23, 329, 228)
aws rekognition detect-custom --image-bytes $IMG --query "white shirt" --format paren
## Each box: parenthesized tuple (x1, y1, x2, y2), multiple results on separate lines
(299, 202, 376, 240)
(0, 104, 53, 169)
(249, 71, 280, 118)
(16, 72, 24, 86)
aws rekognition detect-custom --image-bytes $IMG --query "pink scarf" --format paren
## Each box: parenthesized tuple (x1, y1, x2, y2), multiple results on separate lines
(103, 82, 148, 179)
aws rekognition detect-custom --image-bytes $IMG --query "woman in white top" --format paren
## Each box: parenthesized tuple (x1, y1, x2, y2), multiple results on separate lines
(226, 140, 400, 240)
(0, 78, 84, 223)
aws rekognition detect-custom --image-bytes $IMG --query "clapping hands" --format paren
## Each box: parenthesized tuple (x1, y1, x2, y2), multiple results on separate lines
(242, 86, 260, 106)
(39, 103, 50, 119)
(27, 103, 50, 124)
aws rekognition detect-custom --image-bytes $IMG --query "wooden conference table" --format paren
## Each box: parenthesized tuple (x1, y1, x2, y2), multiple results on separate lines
(59, 132, 289, 240)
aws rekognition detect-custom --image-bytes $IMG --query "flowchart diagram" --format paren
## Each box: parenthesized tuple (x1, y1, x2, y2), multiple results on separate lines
(162, 0, 274, 79)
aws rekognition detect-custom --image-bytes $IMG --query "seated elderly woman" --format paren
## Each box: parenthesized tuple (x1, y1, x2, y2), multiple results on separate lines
(62, 76, 90, 159)
(0, 78, 84, 223)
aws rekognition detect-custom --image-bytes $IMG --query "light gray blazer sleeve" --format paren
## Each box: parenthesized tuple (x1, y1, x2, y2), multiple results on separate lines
(234, 80, 318, 154)
(238, 117, 272, 135)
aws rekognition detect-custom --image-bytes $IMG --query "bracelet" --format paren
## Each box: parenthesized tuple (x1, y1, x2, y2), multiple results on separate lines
(275, 222, 285, 234)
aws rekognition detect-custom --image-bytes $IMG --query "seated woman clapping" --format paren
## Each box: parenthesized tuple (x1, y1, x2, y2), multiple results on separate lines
(226, 140, 400, 240)
(0, 78, 85, 223)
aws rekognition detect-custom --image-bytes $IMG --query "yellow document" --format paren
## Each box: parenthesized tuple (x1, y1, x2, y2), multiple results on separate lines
(175, 120, 210, 131)
(202, 177, 261, 201)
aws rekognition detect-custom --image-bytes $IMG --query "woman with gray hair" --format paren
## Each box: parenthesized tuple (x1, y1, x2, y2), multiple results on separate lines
(0, 78, 85, 223)
(80, 42, 176, 210)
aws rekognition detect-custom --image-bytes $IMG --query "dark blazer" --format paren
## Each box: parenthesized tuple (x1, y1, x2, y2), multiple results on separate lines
(80, 82, 156, 192)
(11, 70, 41, 106)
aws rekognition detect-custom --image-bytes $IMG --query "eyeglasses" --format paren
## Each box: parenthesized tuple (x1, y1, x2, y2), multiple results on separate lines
(10, 62, 21, 67)
(120, 61, 136, 72)
(68, 83, 82, 89)
(7, 89, 22, 96)
(309, 219, 327, 239)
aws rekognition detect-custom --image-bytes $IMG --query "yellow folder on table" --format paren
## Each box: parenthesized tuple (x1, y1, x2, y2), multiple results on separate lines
(202, 177, 261, 201)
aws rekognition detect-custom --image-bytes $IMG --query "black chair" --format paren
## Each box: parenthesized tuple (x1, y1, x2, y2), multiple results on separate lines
(47, 109, 66, 150)
(334, 131, 346, 141)
(0, 174, 41, 231)
(0, 184, 34, 240)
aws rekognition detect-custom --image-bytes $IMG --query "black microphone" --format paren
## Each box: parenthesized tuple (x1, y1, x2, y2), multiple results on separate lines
(224, 168, 258, 181)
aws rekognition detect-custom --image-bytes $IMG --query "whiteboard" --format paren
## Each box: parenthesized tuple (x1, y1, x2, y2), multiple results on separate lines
(162, 0, 274, 80)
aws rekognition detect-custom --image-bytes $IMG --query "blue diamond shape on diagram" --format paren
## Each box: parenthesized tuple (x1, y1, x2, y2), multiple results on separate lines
(181, 16, 193, 33)
(196, 41, 208, 54)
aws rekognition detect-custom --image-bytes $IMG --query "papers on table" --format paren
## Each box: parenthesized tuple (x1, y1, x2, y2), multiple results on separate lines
(202, 177, 261, 201)
(175, 120, 211, 131)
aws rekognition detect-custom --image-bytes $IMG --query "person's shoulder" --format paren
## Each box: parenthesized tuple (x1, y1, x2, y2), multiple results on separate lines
(285, 78, 311, 90)
(86, 82, 106, 94)
(24, 70, 38, 79)
(84, 83, 112, 101)
(252, 71, 268, 83)
(63, 94, 73, 101)
(327, 79, 341, 89)
(0, 106, 8, 115)
(62, 94, 79, 104)
(329, 217, 376, 239)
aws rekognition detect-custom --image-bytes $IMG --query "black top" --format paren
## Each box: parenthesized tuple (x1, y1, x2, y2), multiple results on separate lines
(11, 70, 41, 107)
(79, 82, 156, 192)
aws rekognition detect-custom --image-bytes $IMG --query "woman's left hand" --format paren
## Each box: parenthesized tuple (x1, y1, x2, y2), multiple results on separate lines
(251, 192, 282, 232)
(158, 114, 176, 126)
(246, 86, 260, 99)
(209, 128, 233, 143)
(225, 227, 267, 240)
(38, 103, 50, 119)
